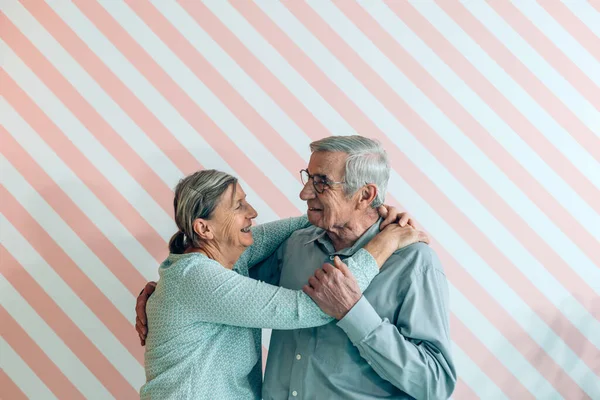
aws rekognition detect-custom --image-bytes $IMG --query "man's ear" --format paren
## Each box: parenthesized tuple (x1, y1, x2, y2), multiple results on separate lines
(357, 184, 378, 210)
(193, 218, 214, 241)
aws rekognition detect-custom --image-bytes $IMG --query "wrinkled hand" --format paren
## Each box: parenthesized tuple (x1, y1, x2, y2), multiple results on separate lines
(377, 205, 417, 230)
(136, 281, 156, 346)
(303, 256, 361, 320)
(380, 223, 430, 251)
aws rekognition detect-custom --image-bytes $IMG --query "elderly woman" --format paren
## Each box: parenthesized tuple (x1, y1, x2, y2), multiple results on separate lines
(140, 169, 425, 399)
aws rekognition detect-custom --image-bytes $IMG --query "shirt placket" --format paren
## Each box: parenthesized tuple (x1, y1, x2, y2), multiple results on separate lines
(287, 328, 311, 399)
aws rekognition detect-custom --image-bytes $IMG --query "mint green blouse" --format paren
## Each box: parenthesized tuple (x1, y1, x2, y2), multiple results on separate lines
(140, 216, 378, 399)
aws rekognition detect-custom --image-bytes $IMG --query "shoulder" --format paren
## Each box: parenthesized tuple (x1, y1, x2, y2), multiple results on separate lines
(384, 243, 445, 278)
(161, 254, 227, 281)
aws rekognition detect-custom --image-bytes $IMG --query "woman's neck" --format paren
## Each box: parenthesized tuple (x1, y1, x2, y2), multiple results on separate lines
(187, 242, 242, 270)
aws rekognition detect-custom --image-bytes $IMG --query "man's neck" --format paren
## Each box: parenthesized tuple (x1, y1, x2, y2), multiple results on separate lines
(326, 209, 379, 252)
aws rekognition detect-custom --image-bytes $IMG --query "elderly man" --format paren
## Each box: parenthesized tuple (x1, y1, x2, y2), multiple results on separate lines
(137, 136, 456, 399)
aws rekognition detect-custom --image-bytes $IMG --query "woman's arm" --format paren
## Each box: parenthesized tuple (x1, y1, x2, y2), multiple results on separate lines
(234, 216, 310, 274)
(176, 250, 379, 330)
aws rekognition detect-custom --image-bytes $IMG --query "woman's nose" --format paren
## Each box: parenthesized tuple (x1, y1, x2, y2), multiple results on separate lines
(248, 204, 258, 219)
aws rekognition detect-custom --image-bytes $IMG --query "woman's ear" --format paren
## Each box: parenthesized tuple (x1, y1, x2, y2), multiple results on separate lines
(358, 184, 378, 209)
(193, 218, 214, 241)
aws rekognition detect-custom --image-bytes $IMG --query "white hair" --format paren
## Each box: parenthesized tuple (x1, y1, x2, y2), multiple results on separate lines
(169, 169, 237, 253)
(309, 135, 390, 207)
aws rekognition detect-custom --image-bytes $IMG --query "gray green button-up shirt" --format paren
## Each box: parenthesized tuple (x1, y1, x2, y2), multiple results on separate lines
(251, 219, 456, 399)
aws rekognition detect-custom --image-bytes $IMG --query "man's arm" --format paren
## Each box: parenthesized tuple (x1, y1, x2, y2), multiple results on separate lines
(308, 245, 456, 399)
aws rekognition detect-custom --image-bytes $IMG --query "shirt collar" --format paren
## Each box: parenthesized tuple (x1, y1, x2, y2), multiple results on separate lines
(304, 218, 382, 256)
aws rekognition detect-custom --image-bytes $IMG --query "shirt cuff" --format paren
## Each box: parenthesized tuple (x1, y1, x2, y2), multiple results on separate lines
(337, 296, 382, 344)
(351, 249, 379, 282)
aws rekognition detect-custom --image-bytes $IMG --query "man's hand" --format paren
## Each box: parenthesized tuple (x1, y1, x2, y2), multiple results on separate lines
(377, 205, 417, 230)
(136, 281, 156, 346)
(303, 256, 361, 320)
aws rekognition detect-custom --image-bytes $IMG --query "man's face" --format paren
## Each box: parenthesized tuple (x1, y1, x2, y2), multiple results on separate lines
(299, 151, 357, 232)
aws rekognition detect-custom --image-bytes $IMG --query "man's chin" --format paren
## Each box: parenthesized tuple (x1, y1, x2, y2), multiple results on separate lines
(306, 212, 322, 227)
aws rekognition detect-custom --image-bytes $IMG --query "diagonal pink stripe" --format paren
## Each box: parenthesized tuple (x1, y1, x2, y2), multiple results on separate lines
(484, 0, 600, 112)
(288, 0, 599, 321)
(333, 0, 600, 319)
(452, 377, 479, 400)
(126, 0, 305, 183)
(23, 0, 204, 177)
(0, 369, 29, 400)
(0, 302, 85, 400)
(435, 243, 596, 396)
(450, 315, 535, 399)
(231, 2, 597, 395)
(0, 247, 137, 398)
(0, 186, 144, 367)
(590, 0, 600, 14)
(280, 0, 599, 371)
(398, 1, 600, 210)
(536, 0, 600, 64)
(69, 0, 299, 219)
(0, 68, 166, 263)
(1, 126, 145, 363)
(389, 197, 593, 398)
(177, 1, 330, 142)
(1, 11, 174, 216)
(384, 0, 600, 259)
(2, 127, 146, 296)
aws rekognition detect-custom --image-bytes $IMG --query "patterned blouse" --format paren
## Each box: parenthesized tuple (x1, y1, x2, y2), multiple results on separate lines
(140, 216, 379, 399)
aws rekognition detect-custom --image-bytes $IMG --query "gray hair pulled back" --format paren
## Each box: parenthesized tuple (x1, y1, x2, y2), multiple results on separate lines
(310, 135, 390, 208)
(169, 169, 237, 254)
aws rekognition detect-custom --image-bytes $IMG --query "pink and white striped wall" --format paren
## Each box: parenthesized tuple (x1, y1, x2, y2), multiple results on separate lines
(1, 1, 599, 398)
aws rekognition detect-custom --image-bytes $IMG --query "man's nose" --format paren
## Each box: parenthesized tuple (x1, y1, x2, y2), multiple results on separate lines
(299, 180, 315, 200)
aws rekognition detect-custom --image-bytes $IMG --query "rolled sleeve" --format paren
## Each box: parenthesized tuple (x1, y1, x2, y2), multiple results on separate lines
(337, 296, 382, 344)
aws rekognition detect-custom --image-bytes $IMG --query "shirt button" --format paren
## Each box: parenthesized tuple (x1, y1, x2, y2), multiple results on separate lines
(329, 255, 335, 260)
(292, 390, 298, 397)
(296, 354, 302, 360)
(368, 361, 372, 365)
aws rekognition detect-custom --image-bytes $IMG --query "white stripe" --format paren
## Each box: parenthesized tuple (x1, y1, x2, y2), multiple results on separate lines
(0, 275, 113, 399)
(0, 1, 181, 219)
(2, 0, 182, 191)
(307, 0, 600, 296)
(0, 216, 144, 389)
(153, 0, 313, 163)
(1, 144, 142, 306)
(0, 338, 58, 400)
(464, 0, 600, 136)
(560, 0, 600, 39)
(43, 0, 278, 225)
(449, 285, 557, 397)
(97, 0, 305, 214)
(509, 0, 600, 89)
(0, 42, 173, 243)
(0, 98, 159, 281)
(254, 0, 600, 356)
(360, 0, 600, 243)
(421, 0, 600, 186)
(451, 344, 509, 400)
(406, 1, 600, 241)
(174, 0, 356, 139)
(387, 172, 598, 396)
(462, 1, 600, 160)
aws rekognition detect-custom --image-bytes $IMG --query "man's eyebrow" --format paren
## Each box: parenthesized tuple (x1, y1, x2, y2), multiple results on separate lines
(307, 169, 328, 179)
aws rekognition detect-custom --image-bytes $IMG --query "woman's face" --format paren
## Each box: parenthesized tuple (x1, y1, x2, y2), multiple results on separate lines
(208, 183, 258, 251)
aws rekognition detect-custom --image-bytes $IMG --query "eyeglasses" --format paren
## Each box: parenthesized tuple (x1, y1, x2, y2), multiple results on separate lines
(300, 169, 345, 194)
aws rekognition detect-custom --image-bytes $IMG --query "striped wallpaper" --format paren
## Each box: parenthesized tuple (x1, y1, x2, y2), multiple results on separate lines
(1, 0, 599, 399)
